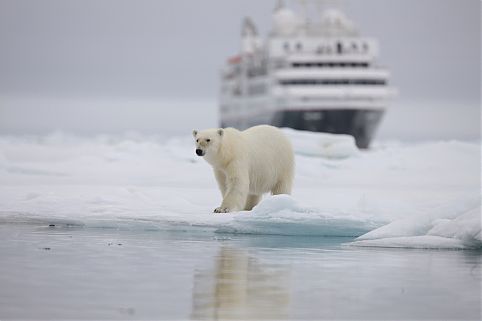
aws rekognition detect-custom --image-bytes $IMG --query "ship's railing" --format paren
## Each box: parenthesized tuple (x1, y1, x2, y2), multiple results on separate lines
(270, 62, 389, 71)
(272, 85, 398, 100)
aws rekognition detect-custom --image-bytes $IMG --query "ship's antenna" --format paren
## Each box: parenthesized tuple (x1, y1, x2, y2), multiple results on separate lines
(297, 0, 309, 22)
(274, 0, 286, 11)
(242, 16, 258, 37)
(315, 0, 343, 13)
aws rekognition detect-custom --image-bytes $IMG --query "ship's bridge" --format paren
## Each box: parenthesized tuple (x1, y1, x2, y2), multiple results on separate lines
(268, 38, 379, 61)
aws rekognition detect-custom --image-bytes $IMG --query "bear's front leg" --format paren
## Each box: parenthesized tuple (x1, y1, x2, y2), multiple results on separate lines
(213, 169, 227, 198)
(214, 166, 249, 213)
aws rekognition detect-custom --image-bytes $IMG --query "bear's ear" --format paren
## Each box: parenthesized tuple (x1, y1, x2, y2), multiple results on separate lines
(217, 129, 224, 137)
(192, 130, 198, 138)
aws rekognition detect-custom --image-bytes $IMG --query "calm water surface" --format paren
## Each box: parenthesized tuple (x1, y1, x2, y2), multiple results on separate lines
(0, 224, 480, 320)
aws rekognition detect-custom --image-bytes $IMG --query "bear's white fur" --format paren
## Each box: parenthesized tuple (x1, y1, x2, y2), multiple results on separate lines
(193, 125, 294, 213)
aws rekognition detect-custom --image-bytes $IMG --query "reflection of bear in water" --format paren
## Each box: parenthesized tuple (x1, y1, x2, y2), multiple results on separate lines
(193, 125, 295, 213)
(190, 247, 290, 319)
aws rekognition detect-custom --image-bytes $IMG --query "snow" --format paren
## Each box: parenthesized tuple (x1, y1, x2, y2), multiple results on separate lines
(0, 129, 480, 249)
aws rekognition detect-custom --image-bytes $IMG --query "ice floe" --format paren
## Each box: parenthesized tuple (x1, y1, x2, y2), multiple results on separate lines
(0, 131, 479, 249)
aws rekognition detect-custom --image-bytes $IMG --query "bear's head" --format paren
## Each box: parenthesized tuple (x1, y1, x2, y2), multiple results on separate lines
(192, 128, 224, 157)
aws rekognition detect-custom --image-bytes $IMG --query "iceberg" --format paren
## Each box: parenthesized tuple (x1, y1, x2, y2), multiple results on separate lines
(282, 128, 359, 159)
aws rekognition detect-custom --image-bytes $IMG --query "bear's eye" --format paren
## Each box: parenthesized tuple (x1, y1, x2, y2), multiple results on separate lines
(206, 139, 211, 143)
(196, 139, 199, 143)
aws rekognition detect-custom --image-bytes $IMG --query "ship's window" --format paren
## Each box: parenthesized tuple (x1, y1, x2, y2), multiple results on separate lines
(337, 42, 343, 54)
(291, 62, 370, 68)
(363, 43, 368, 51)
(296, 43, 302, 51)
(279, 79, 386, 86)
(283, 42, 290, 51)
(352, 43, 358, 51)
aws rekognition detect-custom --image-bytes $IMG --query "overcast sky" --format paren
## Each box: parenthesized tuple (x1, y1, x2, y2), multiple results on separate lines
(0, 0, 480, 139)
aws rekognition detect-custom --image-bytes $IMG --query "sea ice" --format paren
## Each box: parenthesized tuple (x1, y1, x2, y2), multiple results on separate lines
(0, 130, 479, 249)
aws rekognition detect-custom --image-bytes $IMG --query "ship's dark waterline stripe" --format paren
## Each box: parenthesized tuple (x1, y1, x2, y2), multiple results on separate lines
(272, 109, 385, 148)
(221, 109, 385, 149)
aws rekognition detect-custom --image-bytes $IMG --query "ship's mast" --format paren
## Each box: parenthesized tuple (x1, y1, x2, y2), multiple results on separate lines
(296, 0, 309, 20)
(294, 0, 344, 23)
(274, 0, 286, 11)
(315, 0, 343, 11)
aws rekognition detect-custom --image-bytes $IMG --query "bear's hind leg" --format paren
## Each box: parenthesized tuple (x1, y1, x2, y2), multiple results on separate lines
(244, 194, 261, 211)
(271, 179, 292, 195)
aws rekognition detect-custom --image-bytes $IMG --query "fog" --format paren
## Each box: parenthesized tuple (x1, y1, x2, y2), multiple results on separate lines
(0, 0, 480, 140)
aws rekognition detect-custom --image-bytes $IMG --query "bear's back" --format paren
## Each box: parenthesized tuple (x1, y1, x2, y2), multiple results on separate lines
(242, 125, 292, 153)
(222, 125, 293, 172)
(242, 125, 294, 189)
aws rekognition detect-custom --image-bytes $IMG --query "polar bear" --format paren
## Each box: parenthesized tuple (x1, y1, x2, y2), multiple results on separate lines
(192, 125, 294, 213)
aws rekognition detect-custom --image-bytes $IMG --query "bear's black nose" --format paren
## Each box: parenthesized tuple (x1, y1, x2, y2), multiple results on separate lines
(196, 149, 204, 156)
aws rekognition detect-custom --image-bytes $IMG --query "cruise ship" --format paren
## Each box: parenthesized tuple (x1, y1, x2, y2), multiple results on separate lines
(219, 1, 397, 148)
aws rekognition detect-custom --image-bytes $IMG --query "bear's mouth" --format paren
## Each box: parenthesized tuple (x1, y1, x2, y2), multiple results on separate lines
(195, 149, 204, 156)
